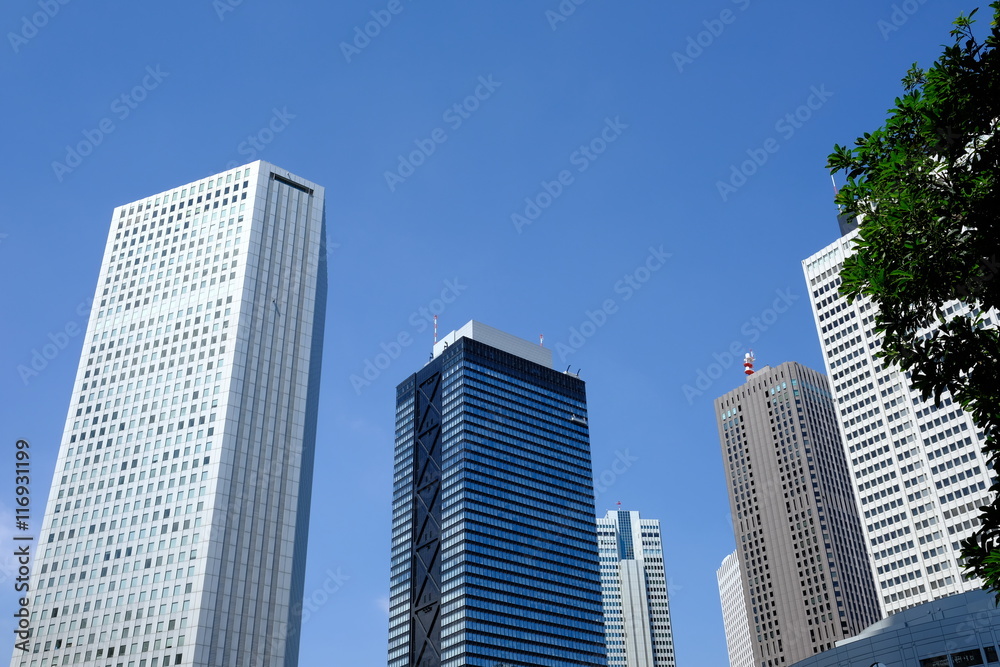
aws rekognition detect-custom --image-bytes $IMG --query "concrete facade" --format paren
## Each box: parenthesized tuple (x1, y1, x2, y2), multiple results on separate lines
(718, 550, 754, 667)
(803, 232, 997, 615)
(11, 162, 326, 667)
(598, 510, 675, 667)
(716, 362, 881, 667)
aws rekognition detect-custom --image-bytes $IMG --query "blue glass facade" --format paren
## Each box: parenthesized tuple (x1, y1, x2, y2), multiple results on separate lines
(390, 335, 606, 667)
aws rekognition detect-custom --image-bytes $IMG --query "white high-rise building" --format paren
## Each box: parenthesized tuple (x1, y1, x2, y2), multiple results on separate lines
(597, 509, 675, 667)
(803, 229, 995, 616)
(716, 551, 753, 667)
(12, 161, 327, 667)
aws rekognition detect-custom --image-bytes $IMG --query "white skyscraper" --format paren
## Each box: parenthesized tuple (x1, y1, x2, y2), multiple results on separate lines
(803, 229, 995, 616)
(597, 509, 675, 667)
(716, 551, 753, 667)
(12, 161, 327, 667)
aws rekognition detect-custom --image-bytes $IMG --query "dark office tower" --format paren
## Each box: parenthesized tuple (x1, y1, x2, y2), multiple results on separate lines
(388, 321, 607, 667)
(715, 361, 880, 667)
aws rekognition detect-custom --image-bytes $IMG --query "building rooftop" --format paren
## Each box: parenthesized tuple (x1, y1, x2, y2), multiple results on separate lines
(432, 320, 552, 368)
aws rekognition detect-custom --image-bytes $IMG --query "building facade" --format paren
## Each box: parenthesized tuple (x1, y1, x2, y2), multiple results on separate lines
(596, 509, 675, 667)
(12, 161, 327, 667)
(803, 231, 996, 615)
(717, 550, 754, 667)
(715, 361, 881, 667)
(388, 321, 607, 667)
(788, 589, 1000, 667)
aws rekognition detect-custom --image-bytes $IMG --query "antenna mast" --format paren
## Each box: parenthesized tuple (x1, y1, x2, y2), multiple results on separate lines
(744, 350, 756, 380)
(831, 174, 844, 213)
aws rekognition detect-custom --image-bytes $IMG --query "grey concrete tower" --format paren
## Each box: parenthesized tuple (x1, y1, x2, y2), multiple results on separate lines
(715, 361, 880, 667)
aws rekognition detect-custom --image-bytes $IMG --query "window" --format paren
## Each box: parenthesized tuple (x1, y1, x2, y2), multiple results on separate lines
(953, 650, 985, 667)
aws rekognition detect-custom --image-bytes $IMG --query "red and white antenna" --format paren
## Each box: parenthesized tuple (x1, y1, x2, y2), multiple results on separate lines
(831, 174, 844, 213)
(433, 315, 438, 345)
(744, 350, 756, 377)
(539, 334, 544, 346)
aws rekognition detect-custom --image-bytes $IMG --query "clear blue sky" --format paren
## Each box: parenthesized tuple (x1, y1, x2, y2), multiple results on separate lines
(0, 1, 980, 665)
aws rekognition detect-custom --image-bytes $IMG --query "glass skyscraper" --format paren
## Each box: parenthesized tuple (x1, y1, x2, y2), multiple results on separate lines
(388, 321, 606, 667)
(11, 161, 326, 667)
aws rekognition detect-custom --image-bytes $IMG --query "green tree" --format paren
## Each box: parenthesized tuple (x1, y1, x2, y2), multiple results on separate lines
(827, 4, 1000, 598)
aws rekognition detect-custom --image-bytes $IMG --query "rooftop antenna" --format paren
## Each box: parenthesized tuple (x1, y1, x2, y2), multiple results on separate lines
(433, 314, 438, 345)
(832, 175, 859, 235)
(539, 334, 544, 346)
(744, 350, 756, 380)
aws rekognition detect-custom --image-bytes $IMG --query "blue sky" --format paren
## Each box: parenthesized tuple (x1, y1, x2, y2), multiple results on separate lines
(0, 0, 980, 664)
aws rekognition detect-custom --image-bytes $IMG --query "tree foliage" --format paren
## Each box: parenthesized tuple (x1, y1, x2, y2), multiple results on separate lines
(827, 4, 1000, 598)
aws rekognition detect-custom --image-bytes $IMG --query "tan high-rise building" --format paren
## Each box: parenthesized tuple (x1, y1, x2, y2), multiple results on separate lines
(715, 361, 880, 667)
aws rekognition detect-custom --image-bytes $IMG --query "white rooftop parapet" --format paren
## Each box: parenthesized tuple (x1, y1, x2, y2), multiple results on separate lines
(432, 320, 552, 368)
